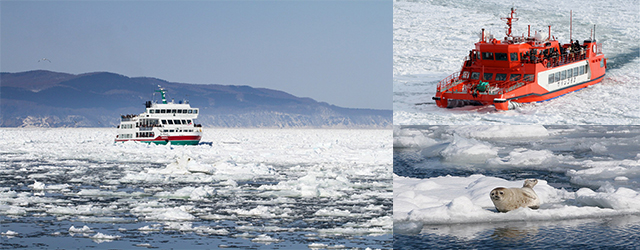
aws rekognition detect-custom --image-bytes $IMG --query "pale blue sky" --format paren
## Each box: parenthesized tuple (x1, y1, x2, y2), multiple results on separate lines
(1, 1, 391, 110)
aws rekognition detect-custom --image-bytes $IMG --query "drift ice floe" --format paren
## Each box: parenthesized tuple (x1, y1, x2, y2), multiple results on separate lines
(115, 86, 203, 145)
(432, 8, 606, 110)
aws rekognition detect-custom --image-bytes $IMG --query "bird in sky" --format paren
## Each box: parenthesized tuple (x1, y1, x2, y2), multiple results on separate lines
(38, 58, 51, 63)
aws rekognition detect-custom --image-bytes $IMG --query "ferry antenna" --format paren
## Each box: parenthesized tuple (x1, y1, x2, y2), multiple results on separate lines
(570, 10, 573, 42)
(501, 7, 519, 37)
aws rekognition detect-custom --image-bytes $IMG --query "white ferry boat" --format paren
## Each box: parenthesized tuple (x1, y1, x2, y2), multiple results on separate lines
(115, 87, 203, 145)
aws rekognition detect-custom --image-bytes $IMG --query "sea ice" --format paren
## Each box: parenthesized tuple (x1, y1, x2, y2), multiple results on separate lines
(394, 174, 640, 228)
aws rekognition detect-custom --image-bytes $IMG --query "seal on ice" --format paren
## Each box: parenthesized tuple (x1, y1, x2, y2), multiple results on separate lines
(490, 179, 540, 212)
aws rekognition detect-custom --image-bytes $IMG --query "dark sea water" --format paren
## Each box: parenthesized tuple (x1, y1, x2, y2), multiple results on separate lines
(394, 216, 640, 249)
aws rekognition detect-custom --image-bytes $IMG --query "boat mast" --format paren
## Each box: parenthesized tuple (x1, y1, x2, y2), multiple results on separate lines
(569, 10, 572, 42)
(501, 7, 519, 38)
(155, 86, 167, 104)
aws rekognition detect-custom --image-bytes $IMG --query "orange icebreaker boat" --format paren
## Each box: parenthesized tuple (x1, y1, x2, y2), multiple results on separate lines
(433, 8, 606, 110)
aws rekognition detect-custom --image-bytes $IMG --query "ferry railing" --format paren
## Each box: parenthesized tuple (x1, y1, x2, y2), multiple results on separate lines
(437, 71, 461, 92)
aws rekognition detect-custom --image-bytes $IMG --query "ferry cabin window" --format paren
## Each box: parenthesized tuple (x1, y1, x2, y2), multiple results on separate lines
(470, 72, 480, 80)
(555, 72, 561, 82)
(177, 109, 182, 114)
(561, 71, 566, 80)
(584, 65, 588, 75)
(574, 67, 579, 77)
(187, 120, 192, 124)
(495, 74, 507, 81)
(174, 120, 181, 124)
(149, 109, 154, 114)
(161, 120, 167, 125)
(523, 74, 534, 82)
(172, 109, 177, 113)
(510, 74, 521, 81)
(482, 52, 494, 60)
(194, 110, 198, 114)
(579, 66, 584, 75)
(483, 73, 493, 81)
(160, 109, 166, 114)
(461, 71, 470, 79)
(181, 120, 187, 124)
(510, 53, 518, 61)
(167, 120, 174, 125)
(188, 110, 193, 114)
(495, 53, 508, 61)
(549, 74, 555, 83)
(568, 69, 573, 78)
(182, 109, 187, 113)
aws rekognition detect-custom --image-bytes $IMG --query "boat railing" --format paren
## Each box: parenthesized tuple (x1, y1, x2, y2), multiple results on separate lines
(120, 114, 138, 121)
(139, 126, 153, 131)
(461, 80, 528, 96)
(437, 71, 461, 92)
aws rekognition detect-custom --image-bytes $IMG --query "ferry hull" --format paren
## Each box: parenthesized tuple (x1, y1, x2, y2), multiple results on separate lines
(435, 74, 605, 111)
(115, 135, 202, 145)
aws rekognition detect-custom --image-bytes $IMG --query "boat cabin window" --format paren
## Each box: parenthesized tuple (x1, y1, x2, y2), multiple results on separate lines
(149, 109, 154, 114)
(523, 74, 534, 82)
(495, 74, 507, 81)
(548, 74, 555, 83)
(181, 120, 187, 124)
(509, 74, 521, 81)
(574, 68, 579, 77)
(188, 110, 193, 114)
(470, 72, 480, 80)
(177, 109, 182, 114)
(554, 72, 560, 81)
(510, 53, 518, 61)
(161, 120, 167, 125)
(167, 120, 174, 125)
(461, 71, 470, 79)
(160, 109, 166, 114)
(174, 119, 181, 124)
(482, 52, 494, 60)
(187, 119, 192, 124)
(579, 66, 585, 75)
(182, 109, 187, 113)
(483, 73, 493, 81)
(194, 110, 198, 114)
(561, 71, 567, 80)
(172, 109, 177, 113)
(495, 53, 508, 61)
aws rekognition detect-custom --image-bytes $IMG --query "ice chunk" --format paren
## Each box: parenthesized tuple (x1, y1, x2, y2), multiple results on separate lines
(251, 234, 281, 243)
(69, 225, 93, 233)
(29, 181, 46, 191)
(90, 232, 120, 243)
(1, 230, 19, 237)
(450, 125, 549, 139)
(395, 174, 640, 226)
(440, 134, 498, 164)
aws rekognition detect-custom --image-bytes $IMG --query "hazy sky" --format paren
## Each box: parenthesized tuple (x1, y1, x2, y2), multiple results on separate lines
(1, 1, 391, 110)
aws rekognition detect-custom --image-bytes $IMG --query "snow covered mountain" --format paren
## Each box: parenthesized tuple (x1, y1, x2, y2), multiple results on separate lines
(1, 70, 391, 128)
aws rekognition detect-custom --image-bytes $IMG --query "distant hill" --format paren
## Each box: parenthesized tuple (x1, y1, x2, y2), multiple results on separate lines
(0, 70, 391, 128)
